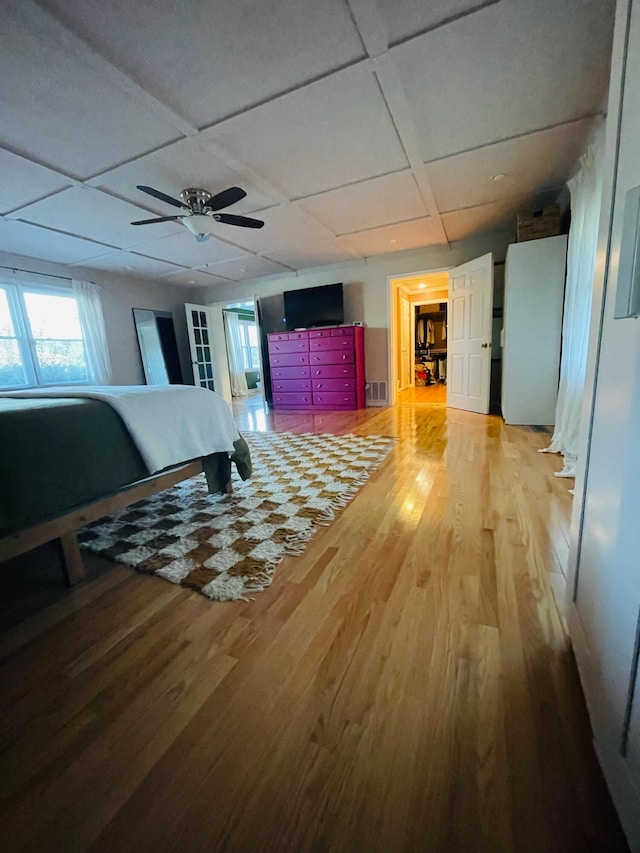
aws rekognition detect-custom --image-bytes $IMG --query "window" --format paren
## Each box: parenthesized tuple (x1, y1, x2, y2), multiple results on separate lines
(0, 283, 88, 388)
(238, 319, 260, 370)
(0, 287, 28, 387)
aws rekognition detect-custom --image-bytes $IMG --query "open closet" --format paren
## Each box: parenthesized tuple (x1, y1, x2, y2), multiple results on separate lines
(414, 303, 447, 386)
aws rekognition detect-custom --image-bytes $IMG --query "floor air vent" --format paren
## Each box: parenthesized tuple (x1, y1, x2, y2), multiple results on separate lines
(366, 380, 388, 406)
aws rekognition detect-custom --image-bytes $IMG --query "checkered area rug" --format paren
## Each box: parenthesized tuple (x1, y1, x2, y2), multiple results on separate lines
(78, 431, 396, 601)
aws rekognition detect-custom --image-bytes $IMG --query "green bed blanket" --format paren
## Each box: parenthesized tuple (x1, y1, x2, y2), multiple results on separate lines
(0, 397, 251, 537)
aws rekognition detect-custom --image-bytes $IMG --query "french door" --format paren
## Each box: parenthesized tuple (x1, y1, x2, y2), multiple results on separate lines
(185, 303, 215, 391)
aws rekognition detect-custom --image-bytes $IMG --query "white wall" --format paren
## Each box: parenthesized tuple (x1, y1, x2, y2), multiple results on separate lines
(566, 0, 640, 846)
(0, 252, 192, 386)
(98, 275, 191, 385)
(192, 231, 512, 387)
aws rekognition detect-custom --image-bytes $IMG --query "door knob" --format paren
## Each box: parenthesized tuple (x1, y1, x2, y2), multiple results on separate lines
(481, 342, 489, 348)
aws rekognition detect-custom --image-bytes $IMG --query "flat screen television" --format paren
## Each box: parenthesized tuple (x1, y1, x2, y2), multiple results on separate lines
(283, 282, 344, 331)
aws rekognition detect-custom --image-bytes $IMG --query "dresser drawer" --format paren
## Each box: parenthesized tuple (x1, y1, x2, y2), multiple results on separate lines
(270, 366, 310, 380)
(309, 335, 353, 352)
(286, 330, 309, 340)
(268, 333, 289, 342)
(268, 338, 309, 354)
(330, 326, 355, 337)
(310, 364, 356, 379)
(269, 352, 310, 367)
(308, 328, 333, 339)
(310, 350, 354, 365)
(272, 379, 311, 393)
(313, 392, 356, 408)
(312, 378, 355, 393)
(273, 392, 313, 407)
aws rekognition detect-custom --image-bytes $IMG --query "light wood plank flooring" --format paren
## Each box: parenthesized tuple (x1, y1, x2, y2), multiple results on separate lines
(397, 384, 447, 405)
(0, 397, 628, 852)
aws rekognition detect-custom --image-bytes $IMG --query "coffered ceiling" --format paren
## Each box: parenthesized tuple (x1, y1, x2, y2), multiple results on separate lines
(0, 0, 615, 288)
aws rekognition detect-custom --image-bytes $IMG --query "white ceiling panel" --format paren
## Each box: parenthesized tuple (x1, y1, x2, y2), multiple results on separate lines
(265, 241, 356, 271)
(0, 220, 109, 265)
(337, 217, 443, 257)
(205, 64, 409, 199)
(132, 230, 249, 268)
(441, 199, 526, 242)
(442, 187, 562, 242)
(426, 118, 597, 212)
(157, 268, 233, 288)
(207, 206, 333, 254)
(298, 171, 427, 234)
(93, 138, 278, 215)
(0, 150, 71, 215)
(392, 0, 615, 161)
(72, 250, 184, 278)
(0, 7, 181, 179)
(375, 0, 493, 47)
(40, 0, 366, 127)
(203, 256, 291, 282)
(16, 187, 184, 249)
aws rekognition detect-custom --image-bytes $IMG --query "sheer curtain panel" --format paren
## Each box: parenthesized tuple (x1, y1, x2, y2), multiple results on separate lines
(223, 311, 249, 397)
(540, 126, 605, 477)
(71, 279, 113, 385)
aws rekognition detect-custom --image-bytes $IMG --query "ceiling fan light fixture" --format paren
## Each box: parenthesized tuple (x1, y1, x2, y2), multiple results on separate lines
(132, 185, 264, 237)
(183, 214, 214, 239)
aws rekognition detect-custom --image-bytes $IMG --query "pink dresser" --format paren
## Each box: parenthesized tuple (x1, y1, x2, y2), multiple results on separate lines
(268, 325, 365, 410)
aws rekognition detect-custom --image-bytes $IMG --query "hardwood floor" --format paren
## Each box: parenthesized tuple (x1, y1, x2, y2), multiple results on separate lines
(397, 383, 447, 405)
(0, 396, 628, 852)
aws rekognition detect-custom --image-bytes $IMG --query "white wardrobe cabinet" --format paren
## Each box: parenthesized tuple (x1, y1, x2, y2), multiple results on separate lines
(501, 235, 568, 425)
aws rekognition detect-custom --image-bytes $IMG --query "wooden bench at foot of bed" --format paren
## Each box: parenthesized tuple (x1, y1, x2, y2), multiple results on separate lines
(0, 461, 203, 586)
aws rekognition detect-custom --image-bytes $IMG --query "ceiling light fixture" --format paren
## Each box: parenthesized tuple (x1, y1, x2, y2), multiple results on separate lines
(183, 214, 213, 242)
(419, 283, 427, 289)
(390, 238, 397, 244)
(491, 173, 507, 182)
(125, 265, 134, 270)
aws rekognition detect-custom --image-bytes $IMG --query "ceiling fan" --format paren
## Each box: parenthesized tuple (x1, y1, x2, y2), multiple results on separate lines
(131, 185, 264, 242)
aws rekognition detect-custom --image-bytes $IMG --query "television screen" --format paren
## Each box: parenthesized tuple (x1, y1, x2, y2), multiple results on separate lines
(283, 282, 344, 331)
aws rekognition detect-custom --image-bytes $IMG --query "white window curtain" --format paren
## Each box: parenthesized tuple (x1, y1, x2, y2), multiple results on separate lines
(71, 279, 113, 385)
(540, 125, 605, 477)
(223, 311, 249, 397)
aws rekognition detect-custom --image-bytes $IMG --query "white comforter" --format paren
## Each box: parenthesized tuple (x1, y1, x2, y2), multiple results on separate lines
(1, 385, 241, 474)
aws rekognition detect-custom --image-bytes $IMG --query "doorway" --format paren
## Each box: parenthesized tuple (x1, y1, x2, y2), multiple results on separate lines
(221, 302, 262, 399)
(413, 300, 448, 405)
(388, 269, 449, 406)
(389, 254, 494, 413)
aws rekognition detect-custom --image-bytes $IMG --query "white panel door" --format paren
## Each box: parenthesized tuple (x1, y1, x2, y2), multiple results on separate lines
(447, 253, 493, 413)
(185, 302, 215, 390)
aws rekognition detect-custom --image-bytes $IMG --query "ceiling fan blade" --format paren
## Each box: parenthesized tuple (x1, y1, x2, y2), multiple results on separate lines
(136, 185, 189, 210)
(205, 186, 247, 211)
(130, 215, 182, 225)
(213, 212, 264, 229)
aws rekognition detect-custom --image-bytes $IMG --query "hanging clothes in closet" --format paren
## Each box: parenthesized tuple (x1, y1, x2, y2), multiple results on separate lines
(416, 316, 427, 347)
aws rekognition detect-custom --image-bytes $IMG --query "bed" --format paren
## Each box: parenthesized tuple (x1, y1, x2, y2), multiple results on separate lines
(0, 385, 251, 585)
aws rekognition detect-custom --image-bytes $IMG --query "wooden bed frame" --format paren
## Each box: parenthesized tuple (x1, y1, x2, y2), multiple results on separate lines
(0, 460, 203, 586)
